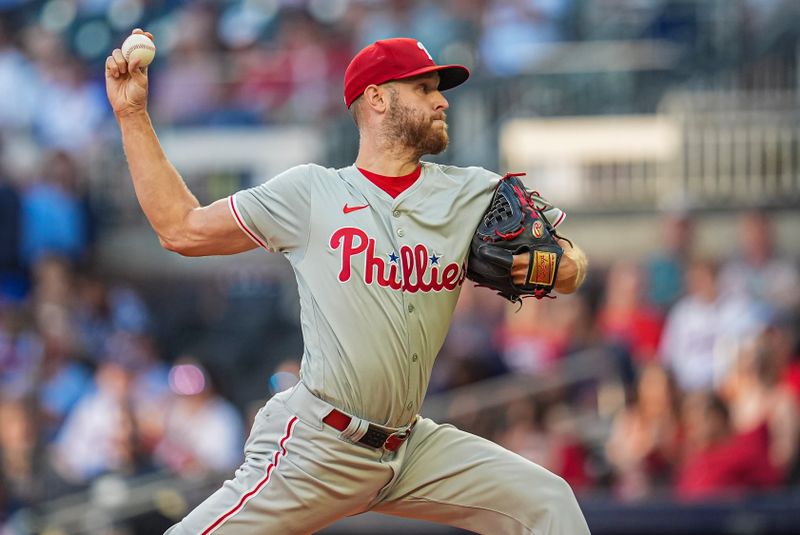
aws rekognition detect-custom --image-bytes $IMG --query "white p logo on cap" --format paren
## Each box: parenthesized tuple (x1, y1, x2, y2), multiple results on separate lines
(417, 41, 433, 61)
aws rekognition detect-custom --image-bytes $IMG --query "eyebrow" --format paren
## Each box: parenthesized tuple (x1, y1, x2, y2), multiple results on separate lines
(402, 73, 440, 85)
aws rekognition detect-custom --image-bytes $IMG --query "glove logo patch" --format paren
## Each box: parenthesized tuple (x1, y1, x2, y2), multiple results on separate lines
(529, 251, 557, 286)
(532, 221, 543, 239)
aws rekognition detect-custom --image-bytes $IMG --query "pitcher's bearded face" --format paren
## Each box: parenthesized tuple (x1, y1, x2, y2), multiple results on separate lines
(384, 92, 449, 156)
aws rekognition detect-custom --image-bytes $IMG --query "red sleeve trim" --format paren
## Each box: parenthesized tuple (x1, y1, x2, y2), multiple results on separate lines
(553, 211, 566, 228)
(228, 195, 272, 251)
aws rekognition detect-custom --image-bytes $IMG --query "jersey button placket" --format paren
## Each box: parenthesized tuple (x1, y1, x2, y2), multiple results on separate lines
(392, 203, 414, 421)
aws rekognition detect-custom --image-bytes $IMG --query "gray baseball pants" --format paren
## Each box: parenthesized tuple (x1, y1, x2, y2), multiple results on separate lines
(164, 382, 591, 534)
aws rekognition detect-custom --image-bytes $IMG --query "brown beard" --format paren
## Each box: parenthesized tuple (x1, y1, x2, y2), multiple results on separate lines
(384, 94, 449, 158)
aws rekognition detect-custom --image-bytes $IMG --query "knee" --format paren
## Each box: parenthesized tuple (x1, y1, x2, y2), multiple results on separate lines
(544, 472, 580, 512)
(518, 468, 586, 532)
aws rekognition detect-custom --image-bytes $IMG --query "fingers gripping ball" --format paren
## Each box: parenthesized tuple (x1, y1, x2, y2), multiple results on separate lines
(121, 33, 156, 67)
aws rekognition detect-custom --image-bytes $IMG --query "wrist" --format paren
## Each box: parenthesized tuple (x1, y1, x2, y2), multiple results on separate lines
(115, 108, 149, 122)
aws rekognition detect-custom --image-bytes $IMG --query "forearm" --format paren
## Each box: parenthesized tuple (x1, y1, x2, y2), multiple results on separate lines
(118, 111, 199, 244)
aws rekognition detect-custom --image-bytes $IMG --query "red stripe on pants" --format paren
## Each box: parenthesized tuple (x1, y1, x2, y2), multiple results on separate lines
(200, 416, 299, 534)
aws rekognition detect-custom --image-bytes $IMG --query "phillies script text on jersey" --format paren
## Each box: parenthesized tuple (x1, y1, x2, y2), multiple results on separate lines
(330, 227, 466, 292)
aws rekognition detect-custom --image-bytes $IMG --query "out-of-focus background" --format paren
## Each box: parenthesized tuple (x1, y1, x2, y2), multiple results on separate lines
(1, 0, 799, 533)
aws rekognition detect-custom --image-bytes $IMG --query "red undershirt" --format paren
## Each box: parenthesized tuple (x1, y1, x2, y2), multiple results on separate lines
(357, 165, 421, 198)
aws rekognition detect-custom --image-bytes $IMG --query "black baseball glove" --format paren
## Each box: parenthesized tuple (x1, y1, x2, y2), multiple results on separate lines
(466, 173, 566, 302)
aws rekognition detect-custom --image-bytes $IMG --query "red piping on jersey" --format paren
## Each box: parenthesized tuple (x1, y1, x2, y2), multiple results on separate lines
(228, 195, 272, 251)
(200, 416, 298, 534)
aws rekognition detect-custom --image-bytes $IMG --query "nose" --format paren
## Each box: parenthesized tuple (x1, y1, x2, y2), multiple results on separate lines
(434, 91, 449, 112)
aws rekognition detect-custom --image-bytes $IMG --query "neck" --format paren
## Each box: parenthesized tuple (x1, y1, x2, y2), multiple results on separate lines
(355, 131, 420, 176)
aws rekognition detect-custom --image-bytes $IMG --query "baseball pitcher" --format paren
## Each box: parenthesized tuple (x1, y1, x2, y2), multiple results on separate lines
(106, 29, 590, 534)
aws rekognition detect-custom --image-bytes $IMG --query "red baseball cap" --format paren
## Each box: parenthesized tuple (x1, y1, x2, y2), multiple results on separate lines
(344, 38, 470, 108)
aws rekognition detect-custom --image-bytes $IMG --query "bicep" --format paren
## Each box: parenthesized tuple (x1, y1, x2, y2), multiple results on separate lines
(176, 198, 260, 256)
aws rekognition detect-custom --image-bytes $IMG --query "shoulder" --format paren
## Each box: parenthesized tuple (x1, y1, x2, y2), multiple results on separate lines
(423, 162, 501, 183)
(423, 163, 500, 199)
(275, 163, 333, 181)
(248, 163, 337, 191)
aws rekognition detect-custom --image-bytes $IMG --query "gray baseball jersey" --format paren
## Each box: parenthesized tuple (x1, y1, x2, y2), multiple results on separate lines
(165, 162, 588, 535)
(229, 162, 564, 427)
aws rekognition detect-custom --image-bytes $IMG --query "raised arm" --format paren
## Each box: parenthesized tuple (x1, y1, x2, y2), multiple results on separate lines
(105, 30, 256, 257)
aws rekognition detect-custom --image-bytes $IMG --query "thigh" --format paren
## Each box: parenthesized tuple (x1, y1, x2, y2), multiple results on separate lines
(166, 397, 393, 535)
(372, 418, 590, 535)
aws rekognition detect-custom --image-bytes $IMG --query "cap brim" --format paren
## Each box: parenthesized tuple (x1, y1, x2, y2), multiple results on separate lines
(395, 64, 470, 92)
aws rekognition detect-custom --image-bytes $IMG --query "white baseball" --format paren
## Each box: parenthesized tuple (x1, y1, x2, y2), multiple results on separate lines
(121, 33, 156, 68)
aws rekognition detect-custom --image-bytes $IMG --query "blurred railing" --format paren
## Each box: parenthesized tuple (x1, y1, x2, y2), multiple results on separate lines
(498, 91, 800, 212)
(661, 90, 800, 209)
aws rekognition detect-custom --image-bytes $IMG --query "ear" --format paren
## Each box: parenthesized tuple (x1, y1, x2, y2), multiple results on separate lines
(363, 84, 389, 114)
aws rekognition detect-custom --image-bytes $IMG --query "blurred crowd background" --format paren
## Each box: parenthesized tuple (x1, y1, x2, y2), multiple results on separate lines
(1, 0, 800, 534)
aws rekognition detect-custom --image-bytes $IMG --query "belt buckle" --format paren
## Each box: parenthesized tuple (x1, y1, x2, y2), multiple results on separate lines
(383, 419, 415, 451)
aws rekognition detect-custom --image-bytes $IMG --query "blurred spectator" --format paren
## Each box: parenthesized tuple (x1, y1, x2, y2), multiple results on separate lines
(605, 362, 680, 500)
(48, 360, 142, 485)
(74, 273, 151, 361)
(33, 58, 107, 153)
(659, 258, 763, 392)
(0, 396, 37, 514)
(431, 284, 506, 391)
(675, 391, 781, 500)
(444, 389, 501, 440)
(646, 210, 694, 312)
(765, 314, 800, 404)
(497, 296, 572, 374)
(269, 11, 346, 121)
(597, 261, 664, 362)
(0, 307, 41, 400)
(409, 0, 481, 63)
(231, 9, 349, 123)
(21, 25, 106, 153)
(721, 332, 800, 476)
(559, 292, 600, 354)
(479, 0, 568, 75)
(152, 5, 224, 125)
(353, 0, 477, 64)
(498, 399, 590, 491)
(30, 259, 94, 440)
(154, 358, 244, 477)
(31, 255, 73, 310)
(541, 403, 591, 492)
(0, 170, 25, 301)
(720, 209, 800, 315)
(20, 151, 91, 267)
(498, 397, 550, 461)
(113, 333, 171, 459)
(0, 20, 39, 131)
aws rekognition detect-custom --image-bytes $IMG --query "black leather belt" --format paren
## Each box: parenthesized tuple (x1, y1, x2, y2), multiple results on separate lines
(323, 409, 415, 451)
